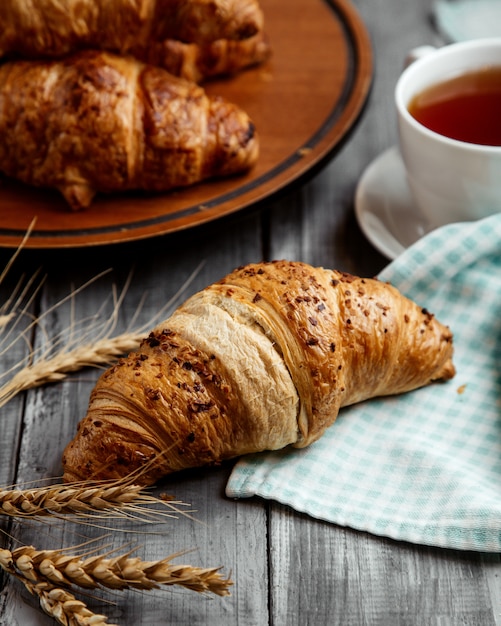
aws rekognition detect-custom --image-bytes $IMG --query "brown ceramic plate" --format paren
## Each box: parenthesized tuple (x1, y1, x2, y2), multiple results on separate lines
(0, 0, 373, 248)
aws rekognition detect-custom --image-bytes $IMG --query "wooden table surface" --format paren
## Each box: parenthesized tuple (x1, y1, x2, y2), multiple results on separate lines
(1, 1, 500, 625)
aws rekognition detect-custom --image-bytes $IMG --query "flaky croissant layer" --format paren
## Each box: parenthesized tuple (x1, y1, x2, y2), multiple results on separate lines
(139, 32, 271, 83)
(62, 261, 455, 486)
(0, 50, 258, 210)
(0, 0, 264, 58)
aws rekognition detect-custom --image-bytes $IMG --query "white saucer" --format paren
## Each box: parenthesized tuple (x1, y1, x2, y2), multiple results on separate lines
(355, 147, 430, 260)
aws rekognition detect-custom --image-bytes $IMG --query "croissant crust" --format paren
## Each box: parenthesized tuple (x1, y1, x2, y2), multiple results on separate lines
(0, 50, 259, 209)
(62, 261, 455, 485)
(0, 0, 264, 58)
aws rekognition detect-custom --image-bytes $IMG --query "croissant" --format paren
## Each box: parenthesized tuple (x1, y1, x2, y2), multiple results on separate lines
(0, 50, 259, 210)
(62, 261, 455, 486)
(136, 32, 271, 83)
(0, 0, 264, 58)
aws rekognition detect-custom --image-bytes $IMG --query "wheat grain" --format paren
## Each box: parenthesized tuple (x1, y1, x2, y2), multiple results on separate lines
(4, 545, 232, 597)
(24, 580, 114, 626)
(0, 313, 13, 329)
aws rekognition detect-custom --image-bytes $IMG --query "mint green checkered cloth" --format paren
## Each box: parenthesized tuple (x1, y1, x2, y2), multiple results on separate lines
(226, 213, 501, 551)
(434, 0, 501, 42)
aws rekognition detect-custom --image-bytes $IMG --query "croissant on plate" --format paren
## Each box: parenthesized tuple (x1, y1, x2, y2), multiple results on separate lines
(137, 31, 271, 83)
(62, 260, 455, 486)
(0, 50, 259, 210)
(0, 0, 264, 58)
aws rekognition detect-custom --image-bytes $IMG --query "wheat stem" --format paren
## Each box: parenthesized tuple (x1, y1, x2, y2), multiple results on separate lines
(0, 218, 36, 288)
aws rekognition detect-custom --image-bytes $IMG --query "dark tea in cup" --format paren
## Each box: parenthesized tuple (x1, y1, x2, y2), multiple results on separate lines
(395, 39, 501, 229)
(408, 66, 501, 146)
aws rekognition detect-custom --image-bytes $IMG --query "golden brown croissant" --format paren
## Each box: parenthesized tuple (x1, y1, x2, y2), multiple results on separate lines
(0, 0, 264, 58)
(62, 261, 455, 486)
(0, 50, 259, 210)
(136, 32, 271, 83)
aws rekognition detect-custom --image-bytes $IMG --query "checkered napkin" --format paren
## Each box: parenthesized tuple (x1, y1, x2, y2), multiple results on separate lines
(226, 213, 501, 551)
(434, 0, 501, 42)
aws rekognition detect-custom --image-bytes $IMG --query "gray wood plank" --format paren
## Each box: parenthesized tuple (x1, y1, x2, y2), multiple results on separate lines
(269, 505, 498, 625)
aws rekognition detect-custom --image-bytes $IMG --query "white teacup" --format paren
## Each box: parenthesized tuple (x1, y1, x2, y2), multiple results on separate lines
(395, 38, 501, 230)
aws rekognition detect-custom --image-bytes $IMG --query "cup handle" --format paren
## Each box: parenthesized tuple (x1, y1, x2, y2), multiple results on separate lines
(404, 45, 437, 69)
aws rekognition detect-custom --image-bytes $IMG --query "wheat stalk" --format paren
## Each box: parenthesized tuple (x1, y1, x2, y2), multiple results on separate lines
(0, 479, 190, 524)
(0, 332, 143, 408)
(0, 259, 204, 410)
(0, 481, 142, 517)
(1, 544, 232, 597)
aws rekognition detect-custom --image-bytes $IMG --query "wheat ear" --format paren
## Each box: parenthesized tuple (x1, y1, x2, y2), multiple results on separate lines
(0, 479, 190, 523)
(0, 259, 204, 410)
(1, 545, 232, 596)
(0, 332, 143, 408)
(0, 549, 115, 626)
